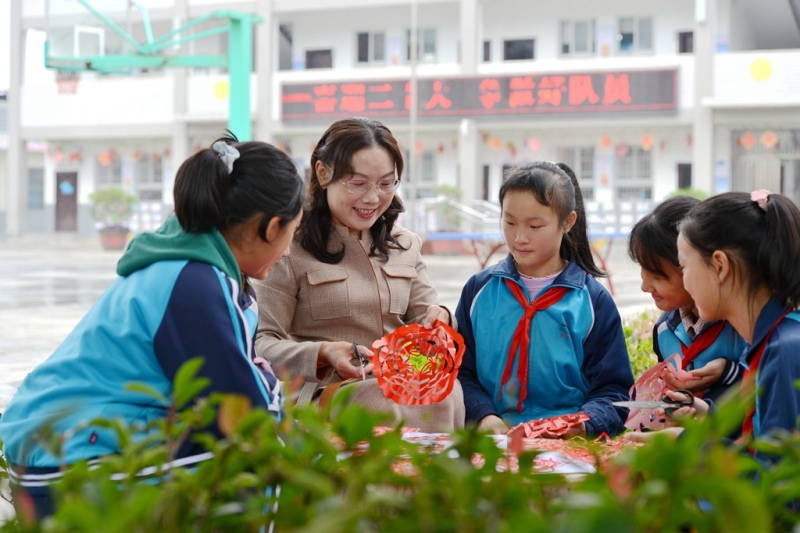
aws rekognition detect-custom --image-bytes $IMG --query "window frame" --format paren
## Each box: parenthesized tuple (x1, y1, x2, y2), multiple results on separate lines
(305, 49, 333, 69)
(406, 28, 437, 63)
(560, 19, 596, 57)
(503, 38, 535, 61)
(617, 16, 654, 54)
(356, 31, 386, 65)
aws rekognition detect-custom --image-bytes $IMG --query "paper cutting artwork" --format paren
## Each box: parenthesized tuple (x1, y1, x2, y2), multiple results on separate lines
(509, 413, 590, 439)
(370, 320, 465, 406)
(625, 353, 698, 431)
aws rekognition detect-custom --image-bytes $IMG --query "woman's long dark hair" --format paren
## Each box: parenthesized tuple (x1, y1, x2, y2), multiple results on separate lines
(499, 161, 604, 278)
(299, 117, 407, 263)
(628, 195, 700, 276)
(681, 192, 800, 307)
(173, 133, 304, 240)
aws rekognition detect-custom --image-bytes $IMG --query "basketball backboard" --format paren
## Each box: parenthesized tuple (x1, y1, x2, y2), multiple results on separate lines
(45, 0, 131, 70)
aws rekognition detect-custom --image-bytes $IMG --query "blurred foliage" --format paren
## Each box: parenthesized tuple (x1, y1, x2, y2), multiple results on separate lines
(624, 310, 659, 380)
(430, 184, 463, 231)
(666, 188, 710, 201)
(1, 356, 800, 532)
(88, 187, 136, 228)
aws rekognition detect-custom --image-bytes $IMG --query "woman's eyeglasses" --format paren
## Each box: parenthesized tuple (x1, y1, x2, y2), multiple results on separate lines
(341, 178, 400, 196)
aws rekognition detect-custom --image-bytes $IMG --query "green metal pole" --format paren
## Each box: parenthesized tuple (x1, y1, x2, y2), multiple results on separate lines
(228, 16, 253, 141)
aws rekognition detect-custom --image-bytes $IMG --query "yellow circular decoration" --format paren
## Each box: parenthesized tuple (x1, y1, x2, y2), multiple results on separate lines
(750, 58, 773, 82)
(213, 79, 230, 100)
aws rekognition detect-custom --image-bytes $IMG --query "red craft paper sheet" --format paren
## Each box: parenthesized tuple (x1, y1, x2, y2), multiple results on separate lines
(625, 353, 698, 431)
(370, 320, 465, 406)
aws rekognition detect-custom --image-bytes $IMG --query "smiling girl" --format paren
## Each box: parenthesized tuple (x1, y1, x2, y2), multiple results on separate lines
(455, 162, 633, 437)
(628, 196, 746, 400)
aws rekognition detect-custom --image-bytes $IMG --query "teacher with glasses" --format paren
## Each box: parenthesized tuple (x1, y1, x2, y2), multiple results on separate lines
(254, 117, 464, 431)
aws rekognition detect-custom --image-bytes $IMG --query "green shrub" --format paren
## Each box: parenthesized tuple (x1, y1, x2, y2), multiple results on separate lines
(2, 358, 800, 532)
(666, 188, 710, 201)
(88, 187, 136, 228)
(623, 310, 659, 380)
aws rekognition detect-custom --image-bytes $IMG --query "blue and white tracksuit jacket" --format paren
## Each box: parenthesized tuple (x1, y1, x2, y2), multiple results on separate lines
(653, 310, 747, 400)
(0, 260, 281, 488)
(455, 255, 633, 436)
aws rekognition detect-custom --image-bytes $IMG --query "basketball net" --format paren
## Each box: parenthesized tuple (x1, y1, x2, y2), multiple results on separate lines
(56, 70, 79, 95)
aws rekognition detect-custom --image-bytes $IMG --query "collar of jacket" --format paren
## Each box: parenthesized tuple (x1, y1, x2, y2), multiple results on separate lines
(748, 294, 792, 352)
(491, 252, 586, 290)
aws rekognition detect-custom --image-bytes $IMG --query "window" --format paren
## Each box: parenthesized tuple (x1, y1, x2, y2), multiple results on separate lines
(136, 152, 164, 201)
(278, 24, 292, 71)
(421, 152, 435, 183)
(96, 155, 122, 188)
(617, 186, 652, 200)
(678, 163, 692, 188)
(561, 20, 595, 55)
(357, 32, 385, 64)
(407, 29, 436, 62)
(679, 31, 693, 54)
(483, 40, 491, 62)
(557, 147, 595, 200)
(618, 17, 653, 53)
(504, 39, 534, 60)
(306, 49, 333, 69)
(28, 168, 44, 210)
(615, 146, 652, 185)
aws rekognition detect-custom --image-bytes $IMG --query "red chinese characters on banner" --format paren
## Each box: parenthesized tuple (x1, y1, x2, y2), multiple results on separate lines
(313, 84, 338, 113)
(537, 76, 566, 106)
(368, 83, 394, 109)
(568, 75, 600, 105)
(509, 76, 536, 109)
(603, 74, 632, 105)
(424, 80, 453, 110)
(479, 78, 502, 109)
(339, 83, 366, 112)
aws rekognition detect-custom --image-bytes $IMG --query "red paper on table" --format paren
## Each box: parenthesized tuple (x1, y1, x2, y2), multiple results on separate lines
(370, 320, 465, 406)
(508, 413, 590, 439)
(625, 353, 698, 431)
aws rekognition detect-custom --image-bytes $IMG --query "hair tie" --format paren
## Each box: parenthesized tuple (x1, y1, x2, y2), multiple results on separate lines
(750, 189, 771, 212)
(212, 140, 240, 174)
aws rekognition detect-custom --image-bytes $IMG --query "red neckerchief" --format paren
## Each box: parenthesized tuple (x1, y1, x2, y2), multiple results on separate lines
(678, 321, 727, 371)
(500, 279, 569, 413)
(741, 306, 792, 440)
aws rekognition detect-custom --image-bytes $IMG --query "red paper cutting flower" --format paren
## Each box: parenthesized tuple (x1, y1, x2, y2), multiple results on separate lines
(625, 353, 698, 431)
(370, 320, 465, 406)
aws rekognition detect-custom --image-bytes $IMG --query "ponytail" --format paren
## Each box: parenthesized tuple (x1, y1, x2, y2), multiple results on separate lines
(556, 163, 604, 278)
(499, 161, 604, 278)
(173, 134, 304, 239)
(681, 192, 800, 307)
(759, 194, 800, 306)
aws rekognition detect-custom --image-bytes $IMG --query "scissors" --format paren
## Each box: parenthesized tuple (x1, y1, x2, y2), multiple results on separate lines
(352, 342, 366, 381)
(613, 389, 695, 417)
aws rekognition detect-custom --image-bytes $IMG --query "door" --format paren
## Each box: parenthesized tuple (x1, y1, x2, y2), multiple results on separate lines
(55, 172, 78, 232)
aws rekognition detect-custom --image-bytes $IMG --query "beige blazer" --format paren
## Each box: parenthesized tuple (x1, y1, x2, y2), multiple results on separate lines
(254, 223, 449, 405)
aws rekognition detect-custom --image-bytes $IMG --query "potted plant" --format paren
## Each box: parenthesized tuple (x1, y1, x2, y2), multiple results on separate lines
(89, 187, 136, 250)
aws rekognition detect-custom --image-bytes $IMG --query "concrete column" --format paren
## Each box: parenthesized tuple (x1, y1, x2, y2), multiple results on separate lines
(255, 0, 274, 143)
(169, 0, 189, 205)
(458, 118, 479, 205)
(6, 0, 26, 236)
(459, 0, 478, 74)
(692, 0, 715, 193)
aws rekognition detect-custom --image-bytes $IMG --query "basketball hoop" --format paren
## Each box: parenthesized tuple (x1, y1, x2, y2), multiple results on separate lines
(56, 70, 79, 95)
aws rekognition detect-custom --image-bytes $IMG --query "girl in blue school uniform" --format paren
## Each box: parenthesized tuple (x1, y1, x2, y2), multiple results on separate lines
(628, 196, 747, 401)
(455, 162, 634, 437)
(639, 191, 800, 453)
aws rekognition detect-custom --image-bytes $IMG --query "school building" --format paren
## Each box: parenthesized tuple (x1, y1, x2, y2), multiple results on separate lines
(3, 0, 800, 236)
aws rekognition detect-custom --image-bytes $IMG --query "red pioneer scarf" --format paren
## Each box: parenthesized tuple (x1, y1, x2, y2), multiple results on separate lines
(500, 279, 569, 413)
(741, 306, 792, 440)
(678, 321, 727, 371)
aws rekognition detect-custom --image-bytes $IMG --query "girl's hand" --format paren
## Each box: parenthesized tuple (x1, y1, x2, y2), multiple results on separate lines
(318, 341, 374, 380)
(663, 358, 726, 392)
(478, 415, 509, 434)
(657, 389, 710, 422)
(423, 305, 450, 328)
(624, 426, 685, 444)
